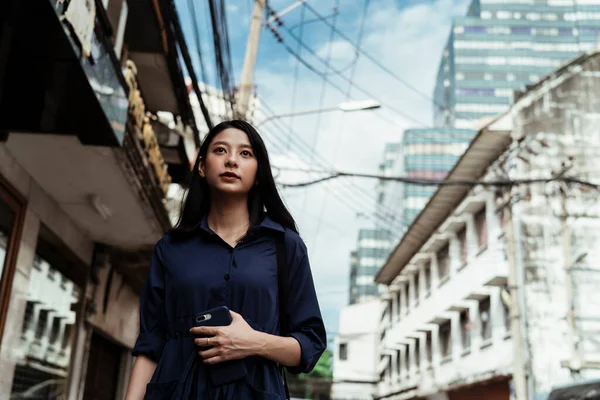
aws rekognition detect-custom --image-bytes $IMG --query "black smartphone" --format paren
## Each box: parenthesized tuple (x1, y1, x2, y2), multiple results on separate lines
(194, 306, 233, 328)
(194, 306, 247, 386)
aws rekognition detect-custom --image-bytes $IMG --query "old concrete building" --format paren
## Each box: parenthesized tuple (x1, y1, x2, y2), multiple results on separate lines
(374, 51, 600, 400)
(0, 0, 206, 398)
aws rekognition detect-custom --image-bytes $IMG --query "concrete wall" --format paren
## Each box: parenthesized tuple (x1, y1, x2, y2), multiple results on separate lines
(87, 262, 140, 349)
(0, 143, 139, 399)
(376, 188, 514, 399)
(0, 144, 94, 396)
(332, 300, 383, 400)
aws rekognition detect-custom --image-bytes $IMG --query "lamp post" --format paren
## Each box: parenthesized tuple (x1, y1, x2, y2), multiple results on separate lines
(254, 99, 381, 127)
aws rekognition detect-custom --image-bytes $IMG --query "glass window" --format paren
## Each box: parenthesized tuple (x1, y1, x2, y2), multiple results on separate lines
(437, 244, 450, 283)
(460, 310, 471, 351)
(415, 339, 420, 370)
(339, 343, 348, 360)
(458, 226, 468, 264)
(426, 331, 433, 363)
(480, 297, 492, 341)
(10, 230, 81, 400)
(424, 262, 431, 296)
(414, 273, 420, 303)
(439, 321, 452, 360)
(404, 348, 410, 375)
(475, 208, 488, 248)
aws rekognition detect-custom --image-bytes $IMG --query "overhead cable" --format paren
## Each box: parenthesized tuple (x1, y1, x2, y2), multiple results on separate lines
(276, 169, 600, 189)
(302, 2, 447, 111)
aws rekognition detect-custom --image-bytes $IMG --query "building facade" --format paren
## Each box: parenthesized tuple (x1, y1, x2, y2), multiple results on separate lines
(0, 0, 204, 398)
(402, 128, 477, 228)
(349, 143, 403, 305)
(434, 0, 600, 129)
(331, 300, 385, 400)
(375, 52, 600, 400)
(349, 229, 392, 305)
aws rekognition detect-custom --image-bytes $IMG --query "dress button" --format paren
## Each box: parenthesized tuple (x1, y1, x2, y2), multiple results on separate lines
(224, 273, 230, 281)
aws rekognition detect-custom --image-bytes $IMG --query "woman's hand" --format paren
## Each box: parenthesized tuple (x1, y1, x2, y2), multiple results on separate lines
(189, 311, 264, 364)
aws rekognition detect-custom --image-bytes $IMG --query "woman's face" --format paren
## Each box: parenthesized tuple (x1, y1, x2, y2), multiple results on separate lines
(199, 128, 258, 197)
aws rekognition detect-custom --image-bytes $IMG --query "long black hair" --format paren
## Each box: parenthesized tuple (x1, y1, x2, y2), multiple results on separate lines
(170, 120, 298, 237)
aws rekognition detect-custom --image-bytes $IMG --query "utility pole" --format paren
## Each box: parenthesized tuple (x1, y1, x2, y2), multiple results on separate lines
(504, 188, 529, 400)
(235, 0, 266, 120)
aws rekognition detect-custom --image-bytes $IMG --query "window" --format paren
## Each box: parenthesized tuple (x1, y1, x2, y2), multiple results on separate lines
(397, 291, 402, 318)
(426, 331, 433, 364)
(460, 310, 471, 351)
(405, 285, 410, 311)
(424, 263, 431, 296)
(404, 348, 410, 375)
(49, 317, 61, 344)
(437, 245, 450, 283)
(339, 343, 348, 360)
(35, 309, 49, 340)
(10, 227, 83, 399)
(475, 208, 488, 248)
(414, 273, 420, 303)
(439, 321, 452, 360)
(20, 301, 35, 336)
(480, 297, 492, 341)
(415, 340, 420, 370)
(457, 226, 468, 264)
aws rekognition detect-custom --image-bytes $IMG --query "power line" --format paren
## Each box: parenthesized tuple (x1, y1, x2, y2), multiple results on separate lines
(258, 102, 399, 230)
(302, 2, 447, 111)
(303, 0, 341, 244)
(311, 0, 373, 254)
(264, 6, 430, 127)
(278, 169, 600, 189)
(207, 0, 236, 114)
(260, 122, 384, 220)
(288, 4, 306, 151)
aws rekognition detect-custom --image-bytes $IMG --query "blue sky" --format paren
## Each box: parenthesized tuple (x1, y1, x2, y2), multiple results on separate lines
(174, 0, 471, 341)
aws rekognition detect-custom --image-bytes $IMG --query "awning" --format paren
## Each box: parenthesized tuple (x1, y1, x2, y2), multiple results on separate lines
(376, 115, 513, 285)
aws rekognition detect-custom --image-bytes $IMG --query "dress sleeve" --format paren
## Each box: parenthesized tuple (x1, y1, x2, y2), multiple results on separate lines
(284, 239, 327, 375)
(131, 240, 168, 363)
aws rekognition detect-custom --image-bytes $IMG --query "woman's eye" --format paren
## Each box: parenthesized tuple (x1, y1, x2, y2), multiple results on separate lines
(214, 147, 226, 153)
(241, 151, 253, 157)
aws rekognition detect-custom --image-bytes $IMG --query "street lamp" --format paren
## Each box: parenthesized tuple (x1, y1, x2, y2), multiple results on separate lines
(254, 99, 381, 127)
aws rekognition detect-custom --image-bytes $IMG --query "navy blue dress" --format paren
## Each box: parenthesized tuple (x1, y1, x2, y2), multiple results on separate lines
(132, 216, 327, 399)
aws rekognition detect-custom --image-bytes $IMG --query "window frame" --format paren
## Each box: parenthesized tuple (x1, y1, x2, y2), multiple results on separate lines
(339, 342, 348, 361)
(479, 297, 492, 342)
(0, 177, 27, 348)
(474, 207, 488, 249)
(437, 244, 450, 284)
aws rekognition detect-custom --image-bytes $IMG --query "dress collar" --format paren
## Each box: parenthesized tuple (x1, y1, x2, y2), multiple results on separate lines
(196, 214, 285, 236)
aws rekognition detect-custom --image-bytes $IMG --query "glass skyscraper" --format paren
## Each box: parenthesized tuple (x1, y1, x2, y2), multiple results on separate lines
(435, 0, 600, 128)
(348, 143, 401, 305)
(403, 128, 478, 227)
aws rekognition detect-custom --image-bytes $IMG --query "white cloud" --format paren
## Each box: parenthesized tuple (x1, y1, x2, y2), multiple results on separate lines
(316, 40, 356, 62)
(255, 0, 470, 335)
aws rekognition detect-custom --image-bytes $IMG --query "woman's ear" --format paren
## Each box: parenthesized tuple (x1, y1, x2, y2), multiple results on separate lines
(198, 157, 206, 178)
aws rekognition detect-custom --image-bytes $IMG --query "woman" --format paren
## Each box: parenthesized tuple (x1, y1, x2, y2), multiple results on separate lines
(125, 120, 326, 400)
